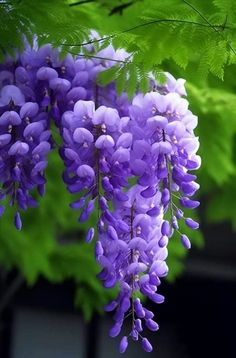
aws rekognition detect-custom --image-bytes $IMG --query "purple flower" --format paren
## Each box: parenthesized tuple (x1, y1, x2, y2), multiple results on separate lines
(109, 322, 122, 338)
(119, 336, 128, 353)
(142, 338, 153, 352)
(95, 134, 115, 149)
(180, 197, 200, 209)
(0, 85, 25, 106)
(185, 218, 199, 229)
(14, 211, 22, 230)
(181, 234, 191, 249)
(0, 36, 201, 352)
(146, 318, 159, 331)
(36, 66, 58, 81)
(77, 164, 95, 179)
(85, 227, 95, 243)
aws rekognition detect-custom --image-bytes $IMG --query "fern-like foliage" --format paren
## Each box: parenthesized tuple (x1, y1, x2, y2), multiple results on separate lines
(1, 0, 236, 91)
(67, 0, 236, 88)
(0, 0, 92, 59)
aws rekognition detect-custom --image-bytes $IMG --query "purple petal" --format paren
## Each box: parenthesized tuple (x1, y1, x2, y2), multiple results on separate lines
(107, 225, 118, 240)
(0, 134, 11, 147)
(0, 111, 21, 126)
(181, 234, 191, 249)
(104, 300, 117, 312)
(15, 66, 29, 84)
(72, 71, 88, 87)
(95, 135, 114, 149)
(73, 100, 95, 118)
(102, 177, 113, 191)
(181, 181, 199, 195)
(112, 148, 130, 163)
(119, 336, 128, 354)
(128, 262, 147, 275)
(77, 164, 95, 178)
(31, 160, 48, 175)
(175, 208, 184, 219)
(0, 70, 14, 86)
(147, 115, 168, 130)
(0, 85, 25, 106)
(66, 87, 87, 103)
(144, 308, 154, 319)
(95, 241, 104, 258)
(36, 66, 58, 80)
(23, 122, 44, 138)
(150, 260, 168, 277)
(14, 211, 22, 230)
(180, 197, 200, 209)
(8, 141, 29, 156)
(70, 198, 86, 209)
(0, 205, 5, 217)
(114, 189, 129, 202)
(185, 218, 199, 229)
(86, 227, 95, 243)
(120, 297, 130, 313)
(165, 121, 185, 137)
(147, 206, 161, 217)
(20, 102, 39, 118)
(141, 186, 157, 198)
(130, 159, 147, 176)
(109, 322, 122, 338)
(158, 235, 168, 248)
(129, 237, 147, 250)
(64, 148, 79, 161)
(161, 220, 171, 236)
(116, 133, 133, 148)
(146, 319, 159, 331)
(93, 106, 119, 127)
(49, 78, 71, 92)
(149, 293, 165, 304)
(32, 141, 51, 156)
(73, 127, 94, 144)
(135, 319, 143, 332)
(159, 141, 172, 154)
(161, 188, 170, 205)
(134, 298, 145, 318)
(141, 338, 153, 353)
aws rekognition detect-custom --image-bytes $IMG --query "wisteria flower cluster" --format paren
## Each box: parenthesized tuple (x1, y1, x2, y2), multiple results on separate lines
(0, 37, 200, 353)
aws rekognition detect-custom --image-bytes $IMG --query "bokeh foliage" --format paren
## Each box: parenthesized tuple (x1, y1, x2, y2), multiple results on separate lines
(1, 0, 236, 317)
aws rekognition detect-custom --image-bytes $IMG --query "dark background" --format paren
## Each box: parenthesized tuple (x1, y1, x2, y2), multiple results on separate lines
(0, 219, 235, 358)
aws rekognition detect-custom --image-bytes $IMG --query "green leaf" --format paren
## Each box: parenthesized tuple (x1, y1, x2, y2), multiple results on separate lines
(97, 65, 120, 86)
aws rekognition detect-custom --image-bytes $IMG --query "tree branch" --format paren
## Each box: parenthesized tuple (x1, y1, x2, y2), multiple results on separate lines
(109, 1, 134, 16)
(60, 18, 232, 48)
(69, 0, 95, 6)
(67, 51, 130, 63)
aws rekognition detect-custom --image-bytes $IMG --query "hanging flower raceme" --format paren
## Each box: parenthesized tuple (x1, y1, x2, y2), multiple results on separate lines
(0, 86, 52, 228)
(0, 37, 129, 227)
(0, 36, 201, 353)
(60, 99, 132, 240)
(100, 185, 168, 353)
(128, 87, 201, 247)
(97, 81, 200, 351)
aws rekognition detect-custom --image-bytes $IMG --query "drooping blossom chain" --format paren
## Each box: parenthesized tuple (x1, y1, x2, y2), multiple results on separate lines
(0, 37, 200, 353)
